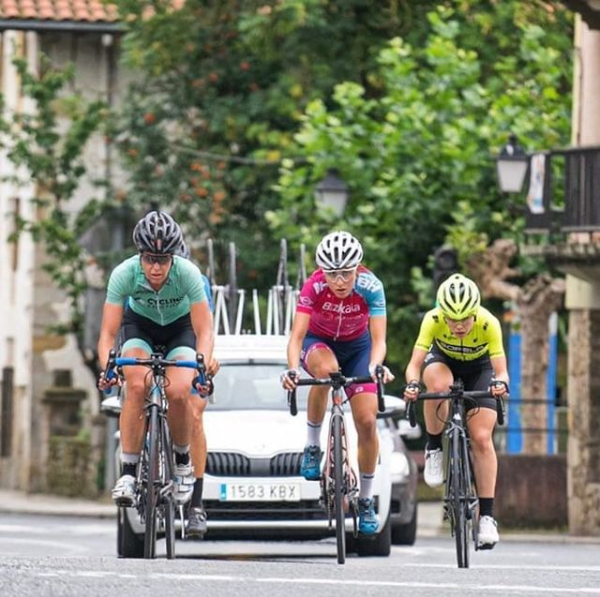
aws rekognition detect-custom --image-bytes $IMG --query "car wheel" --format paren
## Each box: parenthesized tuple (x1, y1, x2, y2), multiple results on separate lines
(356, 511, 391, 557)
(391, 504, 418, 545)
(117, 507, 145, 559)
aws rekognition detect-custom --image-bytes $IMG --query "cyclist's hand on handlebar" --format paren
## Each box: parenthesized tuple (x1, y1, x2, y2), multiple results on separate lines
(403, 380, 421, 402)
(280, 368, 300, 390)
(97, 368, 120, 391)
(368, 364, 394, 383)
(490, 379, 509, 397)
(207, 357, 220, 377)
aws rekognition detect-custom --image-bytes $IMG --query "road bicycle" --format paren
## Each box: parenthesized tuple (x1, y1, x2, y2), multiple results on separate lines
(406, 380, 505, 568)
(103, 349, 208, 559)
(287, 366, 385, 564)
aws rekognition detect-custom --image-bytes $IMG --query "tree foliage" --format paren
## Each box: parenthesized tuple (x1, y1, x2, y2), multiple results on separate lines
(0, 56, 106, 355)
(268, 5, 573, 369)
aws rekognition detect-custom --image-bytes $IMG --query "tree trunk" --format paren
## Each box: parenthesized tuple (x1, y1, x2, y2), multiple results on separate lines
(467, 239, 565, 455)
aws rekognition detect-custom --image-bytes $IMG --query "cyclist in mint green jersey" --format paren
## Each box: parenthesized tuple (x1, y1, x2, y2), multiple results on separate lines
(97, 211, 214, 507)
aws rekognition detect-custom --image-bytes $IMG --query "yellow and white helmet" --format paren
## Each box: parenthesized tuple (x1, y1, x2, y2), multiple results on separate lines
(437, 274, 480, 319)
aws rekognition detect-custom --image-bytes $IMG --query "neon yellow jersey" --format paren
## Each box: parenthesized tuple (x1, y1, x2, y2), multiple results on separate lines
(414, 306, 505, 361)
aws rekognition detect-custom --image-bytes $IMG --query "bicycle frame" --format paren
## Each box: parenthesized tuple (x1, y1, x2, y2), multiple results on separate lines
(106, 350, 206, 560)
(443, 391, 479, 568)
(407, 380, 504, 569)
(287, 368, 385, 564)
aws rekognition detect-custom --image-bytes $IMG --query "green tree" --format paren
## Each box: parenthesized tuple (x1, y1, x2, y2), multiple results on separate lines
(267, 7, 573, 375)
(0, 56, 107, 371)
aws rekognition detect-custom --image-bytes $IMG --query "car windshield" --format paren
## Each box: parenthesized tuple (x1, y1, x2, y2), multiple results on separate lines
(210, 363, 310, 411)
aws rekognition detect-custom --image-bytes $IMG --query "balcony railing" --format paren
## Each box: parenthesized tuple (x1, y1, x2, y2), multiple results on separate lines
(525, 145, 600, 234)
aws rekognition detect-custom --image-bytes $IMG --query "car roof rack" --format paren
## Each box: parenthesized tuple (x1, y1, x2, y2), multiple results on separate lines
(203, 238, 307, 337)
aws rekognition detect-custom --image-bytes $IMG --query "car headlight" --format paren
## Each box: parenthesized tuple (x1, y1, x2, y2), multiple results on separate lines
(390, 451, 410, 481)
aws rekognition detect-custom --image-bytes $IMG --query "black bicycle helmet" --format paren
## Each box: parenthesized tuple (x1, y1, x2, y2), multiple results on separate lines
(132, 210, 183, 254)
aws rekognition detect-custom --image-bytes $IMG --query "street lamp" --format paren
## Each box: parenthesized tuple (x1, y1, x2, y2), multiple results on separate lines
(496, 134, 529, 193)
(314, 169, 349, 217)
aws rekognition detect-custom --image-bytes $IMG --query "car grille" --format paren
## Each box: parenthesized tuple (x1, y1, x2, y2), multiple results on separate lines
(207, 452, 303, 477)
(204, 499, 326, 521)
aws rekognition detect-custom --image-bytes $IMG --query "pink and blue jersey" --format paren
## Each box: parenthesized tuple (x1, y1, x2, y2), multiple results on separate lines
(296, 267, 386, 341)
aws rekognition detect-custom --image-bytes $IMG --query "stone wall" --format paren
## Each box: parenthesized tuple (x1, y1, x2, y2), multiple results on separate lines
(496, 454, 567, 528)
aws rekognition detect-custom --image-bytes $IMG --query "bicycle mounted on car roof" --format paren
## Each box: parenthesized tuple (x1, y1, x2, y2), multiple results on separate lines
(287, 366, 386, 565)
(406, 379, 505, 569)
(102, 349, 210, 559)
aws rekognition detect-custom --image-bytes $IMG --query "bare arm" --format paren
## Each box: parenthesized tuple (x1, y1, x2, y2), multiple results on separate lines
(97, 303, 124, 369)
(403, 347, 428, 400)
(368, 316, 387, 368)
(190, 300, 214, 365)
(490, 355, 510, 396)
(282, 311, 310, 389)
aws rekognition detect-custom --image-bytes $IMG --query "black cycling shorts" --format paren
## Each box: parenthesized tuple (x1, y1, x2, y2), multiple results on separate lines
(121, 308, 196, 356)
(422, 344, 496, 411)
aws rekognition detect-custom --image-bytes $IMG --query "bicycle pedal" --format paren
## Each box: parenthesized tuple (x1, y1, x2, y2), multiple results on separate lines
(477, 542, 496, 551)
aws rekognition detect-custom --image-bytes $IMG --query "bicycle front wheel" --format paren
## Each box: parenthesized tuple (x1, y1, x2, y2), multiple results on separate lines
(332, 412, 346, 565)
(449, 430, 469, 568)
(161, 419, 176, 560)
(144, 406, 159, 559)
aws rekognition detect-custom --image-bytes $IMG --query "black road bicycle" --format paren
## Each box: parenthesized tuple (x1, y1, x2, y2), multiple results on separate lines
(104, 349, 207, 560)
(407, 380, 505, 568)
(287, 367, 385, 564)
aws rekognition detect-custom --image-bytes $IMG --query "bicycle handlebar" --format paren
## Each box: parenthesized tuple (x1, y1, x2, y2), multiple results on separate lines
(405, 382, 506, 428)
(102, 349, 212, 397)
(287, 367, 386, 417)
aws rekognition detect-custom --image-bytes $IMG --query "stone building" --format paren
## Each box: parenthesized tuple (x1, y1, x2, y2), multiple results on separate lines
(0, 1, 122, 493)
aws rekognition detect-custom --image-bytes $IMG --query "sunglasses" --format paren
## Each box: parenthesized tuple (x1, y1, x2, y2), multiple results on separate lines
(444, 315, 473, 325)
(141, 253, 173, 266)
(323, 268, 356, 282)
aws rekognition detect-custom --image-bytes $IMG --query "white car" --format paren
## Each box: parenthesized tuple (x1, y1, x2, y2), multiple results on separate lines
(103, 334, 419, 558)
(202, 334, 418, 556)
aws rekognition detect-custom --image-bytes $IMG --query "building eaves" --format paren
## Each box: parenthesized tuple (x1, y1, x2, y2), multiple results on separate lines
(0, 1, 121, 33)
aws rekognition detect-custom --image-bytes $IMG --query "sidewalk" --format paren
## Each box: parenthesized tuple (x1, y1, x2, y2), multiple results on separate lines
(0, 488, 444, 531)
(0, 488, 115, 519)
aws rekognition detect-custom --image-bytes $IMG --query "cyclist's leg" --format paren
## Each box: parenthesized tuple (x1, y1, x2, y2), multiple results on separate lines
(341, 335, 379, 534)
(164, 318, 198, 448)
(113, 339, 153, 504)
(464, 364, 499, 546)
(421, 354, 454, 487)
(300, 336, 338, 479)
(187, 393, 208, 536)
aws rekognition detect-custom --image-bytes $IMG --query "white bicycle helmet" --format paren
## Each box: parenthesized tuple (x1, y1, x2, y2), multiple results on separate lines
(315, 231, 363, 271)
(437, 273, 481, 319)
(133, 210, 183, 254)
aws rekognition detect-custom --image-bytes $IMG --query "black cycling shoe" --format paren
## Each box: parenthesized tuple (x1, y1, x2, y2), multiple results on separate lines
(186, 507, 208, 538)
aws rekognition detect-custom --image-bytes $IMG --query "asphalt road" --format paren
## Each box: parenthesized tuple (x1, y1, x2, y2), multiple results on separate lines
(1, 513, 599, 597)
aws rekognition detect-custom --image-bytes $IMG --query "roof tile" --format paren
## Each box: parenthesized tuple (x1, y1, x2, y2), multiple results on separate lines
(0, 0, 119, 23)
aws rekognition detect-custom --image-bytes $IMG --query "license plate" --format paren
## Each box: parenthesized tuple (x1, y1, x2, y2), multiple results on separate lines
(220, 482, 301, 502)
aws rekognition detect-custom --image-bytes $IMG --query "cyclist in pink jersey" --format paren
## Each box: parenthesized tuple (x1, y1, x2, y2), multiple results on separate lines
(281, 231, 394, 535)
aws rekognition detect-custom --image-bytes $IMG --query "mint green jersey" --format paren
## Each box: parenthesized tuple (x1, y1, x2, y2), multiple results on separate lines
(105, 255, 207, 325)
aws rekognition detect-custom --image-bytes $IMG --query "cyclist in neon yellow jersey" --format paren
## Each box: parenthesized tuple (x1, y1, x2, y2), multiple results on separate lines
(97, 211, 214, 508)
(403, 273, 509, 549)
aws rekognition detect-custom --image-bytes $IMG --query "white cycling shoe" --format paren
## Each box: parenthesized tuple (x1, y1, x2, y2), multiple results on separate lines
(112, 474, 136, 507)
(478, 515, 500, 549)
(424, 448, 444, 487)
(173, 462, 195, 505)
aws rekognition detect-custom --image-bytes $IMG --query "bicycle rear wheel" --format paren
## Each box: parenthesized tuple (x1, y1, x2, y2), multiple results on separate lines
(144, 406, 159, 559)
(332, 411, 346, 565)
